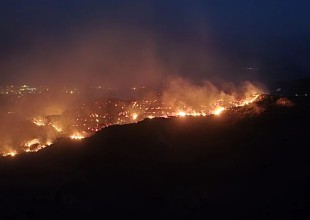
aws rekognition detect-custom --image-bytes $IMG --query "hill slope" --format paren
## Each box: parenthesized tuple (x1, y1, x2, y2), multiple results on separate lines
(0, 96, 309, 219)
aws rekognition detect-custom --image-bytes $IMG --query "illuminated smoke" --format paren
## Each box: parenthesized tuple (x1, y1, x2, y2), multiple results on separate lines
(0, 78, 267, 157)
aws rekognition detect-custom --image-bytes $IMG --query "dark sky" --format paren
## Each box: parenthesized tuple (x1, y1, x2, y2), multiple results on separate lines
(0, 0, 309, 86)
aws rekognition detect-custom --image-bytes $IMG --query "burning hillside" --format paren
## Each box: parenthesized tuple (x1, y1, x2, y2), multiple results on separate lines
(0, 92, 307, 220)
(0, 80, 275, 157)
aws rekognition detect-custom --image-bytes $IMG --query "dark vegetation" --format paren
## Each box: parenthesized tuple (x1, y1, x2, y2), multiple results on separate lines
(0, 96, 309, 219)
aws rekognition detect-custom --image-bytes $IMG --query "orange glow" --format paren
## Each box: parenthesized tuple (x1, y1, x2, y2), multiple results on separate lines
(238, 94, 260, 106)
(32, 118, 46, 126)
(52, 124, 62, 132)
(212, 107, 225, 116)
(190, 111, 205, 117)
(70, 132, 85, 140)
(177, 111, 187, 117)
(25, 138, 40, 147)
(3, 151, 17, 157)
(24, 138, 51, 152)
(0, 82, 264, 157)
(132, 113, 138, 120)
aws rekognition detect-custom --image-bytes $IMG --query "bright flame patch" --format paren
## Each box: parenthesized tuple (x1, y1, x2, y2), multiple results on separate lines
(212, 107, 225, 116)
(70, 132, 85, 140)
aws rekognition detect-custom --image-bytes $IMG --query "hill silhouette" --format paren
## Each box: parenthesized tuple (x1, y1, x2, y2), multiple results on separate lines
(0, 96, 309, 219)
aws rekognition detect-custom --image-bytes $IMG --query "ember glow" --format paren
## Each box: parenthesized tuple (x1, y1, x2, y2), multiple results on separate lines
(0, 81, 265, 157)
(24, 138, 52, 153)
(25, 138, 41, 147)
(238, 94, 260, 106)
(52, 124, 62, 132)
(3, 151, 17, 157)
(177, 111, 187, 117)
(132, 113, 139, 120)
(212, 107, 225, 116)
(32, 117, 46, 126)
(70, 132, 86, 140)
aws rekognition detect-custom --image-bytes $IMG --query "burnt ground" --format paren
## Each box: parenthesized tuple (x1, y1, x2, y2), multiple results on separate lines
(0, 96, 309, 219)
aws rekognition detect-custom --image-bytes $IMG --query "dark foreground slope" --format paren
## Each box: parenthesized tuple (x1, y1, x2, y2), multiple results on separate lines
(0, 97, 309, 220)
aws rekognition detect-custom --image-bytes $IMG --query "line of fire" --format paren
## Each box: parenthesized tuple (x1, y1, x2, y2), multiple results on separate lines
(0, 84, 265, 157)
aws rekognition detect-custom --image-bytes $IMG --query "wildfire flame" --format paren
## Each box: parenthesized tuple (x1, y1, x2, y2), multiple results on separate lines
(32, 118, 46, 126)
(3, 151, 17, 157)
(70, 132, 85, 140)
(24, 138, 52, 153)
(1, 82, 265, 157)
(25, 138, 40, 147)
(132, 113, 138, 120)
(52, 124, 62, 132)
(238, 94, 260, 106)
(177, 111, 187, 117)
(212, 107, 225, 116)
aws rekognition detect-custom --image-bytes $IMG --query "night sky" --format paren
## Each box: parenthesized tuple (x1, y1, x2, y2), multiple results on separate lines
(0, 0, 309, 86)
